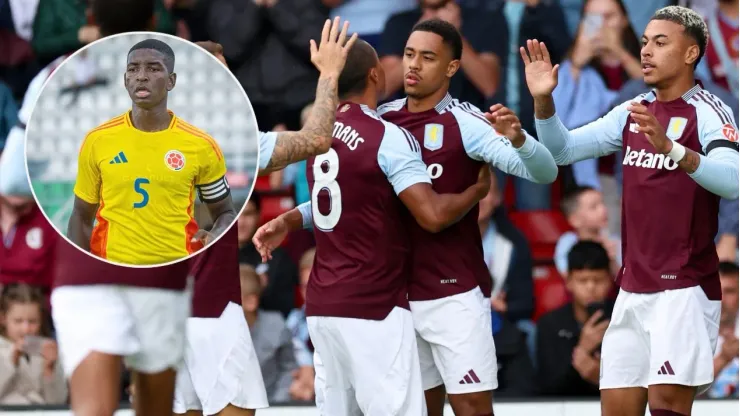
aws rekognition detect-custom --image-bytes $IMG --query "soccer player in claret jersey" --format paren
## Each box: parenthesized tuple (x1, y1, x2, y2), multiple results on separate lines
(519, 6, 739, 416)
(67, 39, 236, 266)
(166, 19, 358, 416)
(253, 38, 494, 415)
(375, 19, 558, 416)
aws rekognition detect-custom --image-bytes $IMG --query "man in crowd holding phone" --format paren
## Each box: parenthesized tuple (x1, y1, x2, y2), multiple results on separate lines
(535, 241, 615, 396)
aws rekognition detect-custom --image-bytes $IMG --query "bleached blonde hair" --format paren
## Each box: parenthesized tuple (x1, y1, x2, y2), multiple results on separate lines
(651, 6, 708, 67)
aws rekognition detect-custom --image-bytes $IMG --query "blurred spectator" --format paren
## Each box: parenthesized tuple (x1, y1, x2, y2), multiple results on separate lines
(378, 0, 507, 109)
(31, 0, 102, 66)
(717, 198, 739, 262)
(237, 192, 299, 318)
(32, 0, 176, 67)
(490, 310, 538, 397)
(240, 264, 298, 404)
(697, 0, 738, 98)
(554, 186, 620, 277)
(556, 0, 641, 204)
(0, 283, 66, 405)
(286, 248, 316, 402)
(0, 0, 39, 101)
(0, 80, 18, 151)
(708, 262, 739, 398)
(0, 197, 58, 299)
(536, 241, 613, 396)
(328, 0, 417, 48)
(478, 170, 534, 322)
(205, 0, 327, 131)
(492, 0, 570, 211)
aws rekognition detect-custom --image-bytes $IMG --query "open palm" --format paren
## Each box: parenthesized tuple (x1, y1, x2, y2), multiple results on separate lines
(520, 39, 559, 97)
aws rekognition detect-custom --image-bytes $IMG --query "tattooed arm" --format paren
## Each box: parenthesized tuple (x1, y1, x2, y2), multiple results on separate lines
(260, 75, 339, 174)
(258, 17, 358, 174)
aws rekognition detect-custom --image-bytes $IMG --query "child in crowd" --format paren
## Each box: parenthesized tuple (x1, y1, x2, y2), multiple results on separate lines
(0, 283, 67, 405)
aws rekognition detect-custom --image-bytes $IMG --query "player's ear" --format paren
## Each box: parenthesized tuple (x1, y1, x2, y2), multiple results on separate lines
(369, 67, 379, 85)
(446, 59, 461, 79)
(684, 44, 700, 67)
(167, 72, 177, 91)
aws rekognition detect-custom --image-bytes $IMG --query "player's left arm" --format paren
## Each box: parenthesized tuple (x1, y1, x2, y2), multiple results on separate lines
(195, 143, 237, 241)
(458, 105, 558, 184)
(630, 102, 739, 200)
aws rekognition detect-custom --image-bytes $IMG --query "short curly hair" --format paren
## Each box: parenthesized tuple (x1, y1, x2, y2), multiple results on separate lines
(650, 6, 708, 68)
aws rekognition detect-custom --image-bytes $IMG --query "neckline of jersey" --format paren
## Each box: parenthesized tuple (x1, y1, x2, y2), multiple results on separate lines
(124, 110, 177, 134)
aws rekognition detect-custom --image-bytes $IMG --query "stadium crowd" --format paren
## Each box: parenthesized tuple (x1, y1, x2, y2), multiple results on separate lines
(0, 0, 738, 407)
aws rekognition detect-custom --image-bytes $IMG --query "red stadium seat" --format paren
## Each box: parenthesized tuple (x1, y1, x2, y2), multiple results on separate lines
(532, 265, 570, 321)
(254, 175, 272, 192)
(510, 210, 571, 262)
(259, 193, 296, 224)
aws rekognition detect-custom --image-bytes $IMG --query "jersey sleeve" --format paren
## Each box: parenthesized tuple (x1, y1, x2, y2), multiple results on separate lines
(377, 125, 431, 195)
(296, 201, 314, 229)
(73, 133, 102, 204)
(534, 98, 631, 164)
(259, 131, 277, 170)
(453, 105, 558, 184)
(687, 97, 740, 200)
(195, 138, 230, 203)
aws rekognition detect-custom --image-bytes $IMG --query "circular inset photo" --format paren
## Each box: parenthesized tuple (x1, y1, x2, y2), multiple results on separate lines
(25, 32, 259, 268)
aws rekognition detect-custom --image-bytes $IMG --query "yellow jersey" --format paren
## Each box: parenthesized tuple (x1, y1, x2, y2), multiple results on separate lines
(73, 111, 228, 265)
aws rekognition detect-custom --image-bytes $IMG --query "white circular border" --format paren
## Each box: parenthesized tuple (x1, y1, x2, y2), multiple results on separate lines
(24, 31, 261, 269)
(164, 149, 186, 171)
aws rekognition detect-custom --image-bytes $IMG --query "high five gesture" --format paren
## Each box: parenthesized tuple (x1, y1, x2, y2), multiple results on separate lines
(520, 39, 560, 98)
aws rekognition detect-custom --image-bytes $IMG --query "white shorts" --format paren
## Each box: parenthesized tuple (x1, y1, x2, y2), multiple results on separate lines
(600, 286, 721, 393)
(410, 287, 498, 394)
(51, 284, 191, 377)
(173, 302, 268, 415)
(307, 307, 426, 416)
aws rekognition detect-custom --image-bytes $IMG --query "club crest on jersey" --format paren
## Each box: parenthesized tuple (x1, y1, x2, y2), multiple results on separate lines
(722, 124, 738, 142)
(666, 117, 688, 141)
(164, 150, 186, 171)
(25, 227, 42, 250)
(424, 123, 444, 151)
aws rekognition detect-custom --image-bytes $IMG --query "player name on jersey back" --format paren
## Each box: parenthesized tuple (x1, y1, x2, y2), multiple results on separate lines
(616, 88, 737, 300)
(378, 97, 492, 301)
(304, 102, 420, 321)
(73, 111, 228, 265)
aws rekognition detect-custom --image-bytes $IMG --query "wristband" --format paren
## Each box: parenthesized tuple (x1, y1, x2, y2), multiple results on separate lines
(666, 142, 686, 162)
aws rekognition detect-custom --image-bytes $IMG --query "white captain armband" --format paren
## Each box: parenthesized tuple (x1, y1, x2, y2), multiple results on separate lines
(196, 176, 231, 203)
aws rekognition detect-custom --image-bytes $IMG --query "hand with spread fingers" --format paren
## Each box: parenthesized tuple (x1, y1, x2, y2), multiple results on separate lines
(520, 39, 560, 98)
(310, 17, 359, 78)
(628, 102, 671, 154)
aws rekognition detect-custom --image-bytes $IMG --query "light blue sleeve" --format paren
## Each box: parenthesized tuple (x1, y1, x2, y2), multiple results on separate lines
(554, 232, 578, 276)
(296, 202, 313, 229)
(259, 131, 277, 170)
(453, 106, 558, 184)
(377, 125, 431, 195)
(688, 100, 740, 200)
(534, 99, 631, 165)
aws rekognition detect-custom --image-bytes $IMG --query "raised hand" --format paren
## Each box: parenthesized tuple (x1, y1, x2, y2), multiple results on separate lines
(485, 104, 526, 147)
(252, 218, 290, 262)
(310, 17, 359, 78)
(628, 102, 671, 154)
(520, 39, 559, 98)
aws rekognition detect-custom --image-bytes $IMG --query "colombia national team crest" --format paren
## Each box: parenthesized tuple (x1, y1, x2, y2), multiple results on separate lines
(666, 117, 688, 141)
(164, 150, 186, 171)
(424, 123, 444, 151)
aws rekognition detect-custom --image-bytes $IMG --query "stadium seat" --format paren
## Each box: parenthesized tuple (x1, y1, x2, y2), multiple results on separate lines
(510, 210, 571, 263)
(532, 264, 570, 321)
(259, 192, 296, 224)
